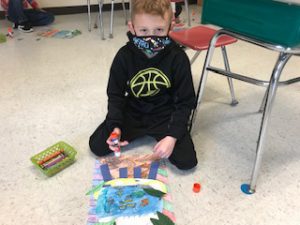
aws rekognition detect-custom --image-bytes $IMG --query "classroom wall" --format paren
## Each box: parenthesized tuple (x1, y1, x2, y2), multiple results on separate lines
(38, 0, 125, 8)
(0, 0, 124, 11)
(1, 0, 197, 13)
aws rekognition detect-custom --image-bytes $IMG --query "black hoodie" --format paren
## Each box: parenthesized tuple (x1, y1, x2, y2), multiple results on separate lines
(105, 32, 195, 140)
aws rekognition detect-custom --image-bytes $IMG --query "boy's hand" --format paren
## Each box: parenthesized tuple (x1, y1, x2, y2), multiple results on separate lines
(153, 136, 177, 159)
(106, 128, 129, 152)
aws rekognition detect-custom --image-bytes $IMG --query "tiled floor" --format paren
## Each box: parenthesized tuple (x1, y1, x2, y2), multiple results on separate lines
(0, 6, 299, 225)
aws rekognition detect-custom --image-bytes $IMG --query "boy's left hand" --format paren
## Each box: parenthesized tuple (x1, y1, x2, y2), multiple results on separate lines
(153, 136, 177, 159)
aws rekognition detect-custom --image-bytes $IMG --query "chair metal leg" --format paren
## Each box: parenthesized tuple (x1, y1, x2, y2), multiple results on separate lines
(109, 0, 115, 38)
(184, 0, 191, 27)
(87, 0, 91, 32)
(122, 0, 128, 25)
(221, 46, 239, 106)
(189, 32, 219, 132)
(187, 51, 201, 131)
(129, 0, 132, 16)
(190, 51, 201, 65)
(245, 52, 292, 194)
(259, 88, 268, 113)
(98, 0, 105, 40)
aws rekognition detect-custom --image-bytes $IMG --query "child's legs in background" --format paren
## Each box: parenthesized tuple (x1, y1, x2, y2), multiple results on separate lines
(24, 9, 54, 26)
(7, 0, 28, 24)
(175, 2, 183, 19)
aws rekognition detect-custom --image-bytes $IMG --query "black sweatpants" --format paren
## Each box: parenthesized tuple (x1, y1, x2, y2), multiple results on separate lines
(89, 113, 198, 170)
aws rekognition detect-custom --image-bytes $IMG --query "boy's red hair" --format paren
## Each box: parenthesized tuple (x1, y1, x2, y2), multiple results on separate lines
(131, 0, 173, 22)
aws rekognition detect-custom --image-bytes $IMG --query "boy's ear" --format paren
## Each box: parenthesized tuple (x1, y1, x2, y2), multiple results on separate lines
(128, 21, 135, 35)
(169, 20, 175, 33)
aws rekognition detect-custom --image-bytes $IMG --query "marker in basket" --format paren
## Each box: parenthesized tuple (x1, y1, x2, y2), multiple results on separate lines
(42, 153, 66, 169)
(37, 149, 64, 165)
(109, 132, 121, 157)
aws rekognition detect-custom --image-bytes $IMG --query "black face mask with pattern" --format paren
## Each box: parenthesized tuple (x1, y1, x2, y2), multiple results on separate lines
(131, 28, 172, 57)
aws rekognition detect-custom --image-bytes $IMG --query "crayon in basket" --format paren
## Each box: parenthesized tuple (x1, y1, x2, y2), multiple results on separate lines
(38, 150, 66, 169)
(42, 153, 66, 169)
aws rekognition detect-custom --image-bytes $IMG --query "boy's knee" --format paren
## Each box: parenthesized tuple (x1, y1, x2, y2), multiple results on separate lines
(42, 12, 55, 25)
(168, 133, 198, 170)
(169, 157, 198, 170)
(48, 12, 55, 24)
(89, 122, 111, 157)
(89, 136, 110, 157)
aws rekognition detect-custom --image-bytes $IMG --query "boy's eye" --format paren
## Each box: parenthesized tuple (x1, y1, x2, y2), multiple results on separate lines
(154, 28, 165, 35)
(140, 29, 148, 34)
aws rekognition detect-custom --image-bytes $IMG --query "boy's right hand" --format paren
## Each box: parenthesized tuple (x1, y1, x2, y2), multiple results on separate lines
(106, 128, 129, 152)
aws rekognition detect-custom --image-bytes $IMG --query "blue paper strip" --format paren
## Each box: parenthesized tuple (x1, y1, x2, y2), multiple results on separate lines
(148, 161, 159, 179)
(100, 164, 112, 181)
(134, 166, 142, 178)
(119, 167, 128, 178)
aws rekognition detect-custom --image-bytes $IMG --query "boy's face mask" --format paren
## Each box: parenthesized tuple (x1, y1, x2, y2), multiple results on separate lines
(131, 25, 172, 57)
(132, 35, 171, 57)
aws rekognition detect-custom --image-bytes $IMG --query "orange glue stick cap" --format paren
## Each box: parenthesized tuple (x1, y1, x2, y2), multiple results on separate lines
(193, 183, 201, 193)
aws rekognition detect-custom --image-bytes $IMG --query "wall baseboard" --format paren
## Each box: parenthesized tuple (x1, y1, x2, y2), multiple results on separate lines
(1, 0, 197, 20)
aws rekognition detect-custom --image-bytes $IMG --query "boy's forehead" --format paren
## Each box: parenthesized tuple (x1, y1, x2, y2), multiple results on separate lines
(132, 12, 171, 26)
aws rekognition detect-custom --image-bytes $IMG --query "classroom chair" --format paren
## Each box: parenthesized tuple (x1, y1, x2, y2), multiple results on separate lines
(87, 0, 129, 39)
(195, 28, 300, 194)
(169, 25, 238, 131)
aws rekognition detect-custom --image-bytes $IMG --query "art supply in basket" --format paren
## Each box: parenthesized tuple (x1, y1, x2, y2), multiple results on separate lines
(40, 152, 66, 169)
(31, 141, 77, 176)
(37, 149, 64, 165)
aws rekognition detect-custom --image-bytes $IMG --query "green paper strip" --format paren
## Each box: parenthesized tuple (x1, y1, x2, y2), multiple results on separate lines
(157, 168, 168, 177)
(94, 219, 116, 225)
(143, 188, 166, 198)
(85, 181, 105, 195)
(163, 200, 174, 212)
(165, 185, 170, 193)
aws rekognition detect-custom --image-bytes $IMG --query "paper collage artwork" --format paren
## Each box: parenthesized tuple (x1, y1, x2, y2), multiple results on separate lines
(87, 154, 176, 225)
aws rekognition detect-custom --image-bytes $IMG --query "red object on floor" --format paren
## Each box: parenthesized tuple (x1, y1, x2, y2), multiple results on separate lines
(193, 182, 201, 193)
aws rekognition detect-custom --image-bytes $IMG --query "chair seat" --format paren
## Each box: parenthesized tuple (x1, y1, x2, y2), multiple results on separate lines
(169, 26, 237, 50)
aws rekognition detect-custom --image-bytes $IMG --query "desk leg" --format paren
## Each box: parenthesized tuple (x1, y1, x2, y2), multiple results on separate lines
(109, 0, 114, 38)
(87, 0, 91, 32)
(245, 52, 291, 194)
(122, 0, 128, 25)
(98, 0, 105, 40)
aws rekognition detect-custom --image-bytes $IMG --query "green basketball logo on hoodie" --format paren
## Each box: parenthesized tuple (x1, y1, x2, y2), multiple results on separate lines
(130, 68, 171, 98)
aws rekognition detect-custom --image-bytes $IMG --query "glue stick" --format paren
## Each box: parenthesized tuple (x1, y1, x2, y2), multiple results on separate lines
(7, 27, 13, 38)
(110, 132, 121, 157)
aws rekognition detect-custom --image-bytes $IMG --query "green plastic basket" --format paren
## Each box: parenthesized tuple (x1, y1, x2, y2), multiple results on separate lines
(30, 141, 77, 177)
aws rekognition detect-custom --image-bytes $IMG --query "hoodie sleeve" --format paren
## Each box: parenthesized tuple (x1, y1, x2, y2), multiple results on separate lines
(105, 48, 129, 133)
(167, 50, 195, 139)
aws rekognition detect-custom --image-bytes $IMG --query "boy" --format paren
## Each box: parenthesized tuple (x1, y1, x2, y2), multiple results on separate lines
(1, 0, 54, 32)
(89, 0, 197, 170)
